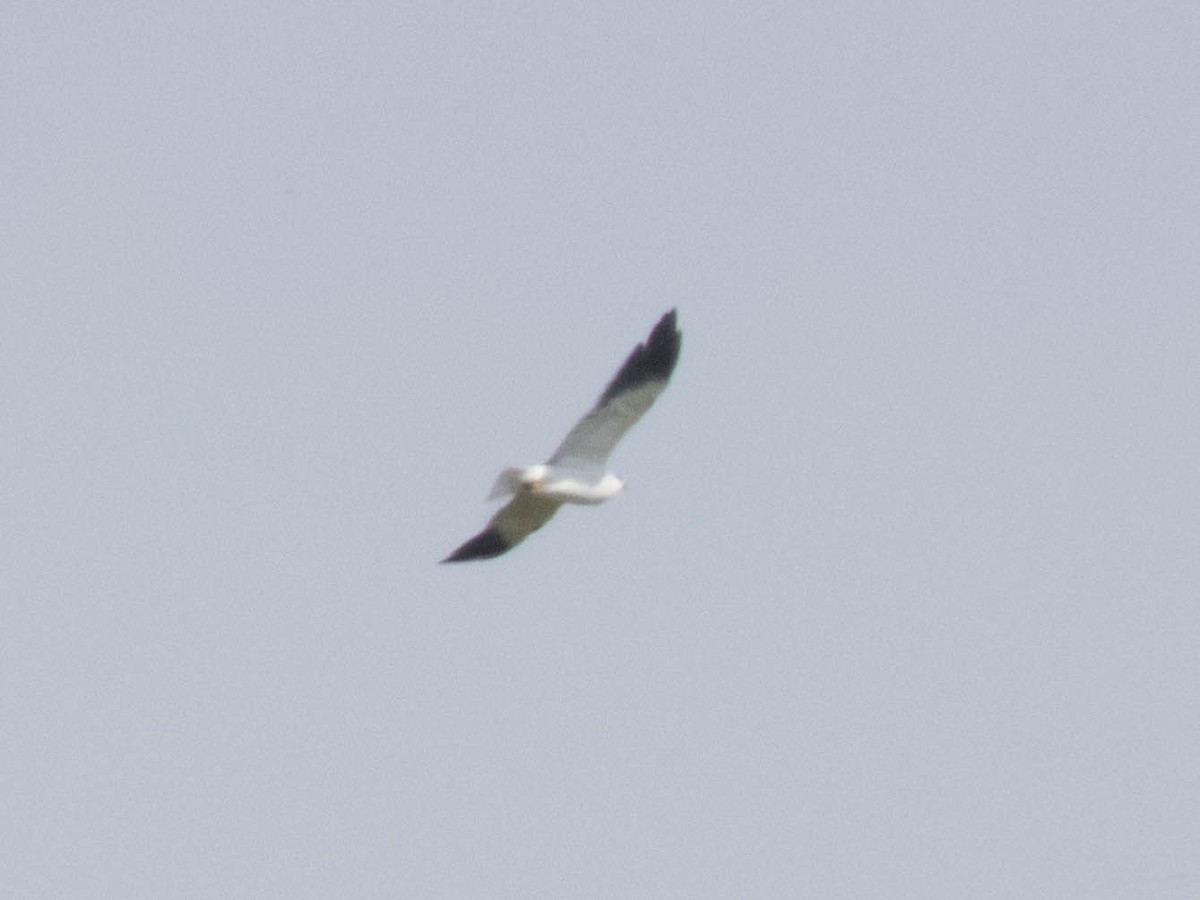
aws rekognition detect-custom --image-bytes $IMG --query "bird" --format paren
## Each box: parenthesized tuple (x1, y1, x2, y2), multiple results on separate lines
(442, 309, 682, 562)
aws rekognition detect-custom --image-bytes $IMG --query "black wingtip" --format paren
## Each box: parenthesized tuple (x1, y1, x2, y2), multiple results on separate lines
(441, 528, 511, 563)
(598, 309, 682, 406)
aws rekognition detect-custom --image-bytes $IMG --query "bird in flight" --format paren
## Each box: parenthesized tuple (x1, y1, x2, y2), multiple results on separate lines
(442, 309, 682, 562)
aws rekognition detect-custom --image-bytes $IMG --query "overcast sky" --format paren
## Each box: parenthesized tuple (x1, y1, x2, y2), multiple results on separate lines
(4, 2, 1199, 897)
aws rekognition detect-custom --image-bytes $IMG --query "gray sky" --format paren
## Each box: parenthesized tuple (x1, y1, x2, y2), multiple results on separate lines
(4, 2, 1198, 897)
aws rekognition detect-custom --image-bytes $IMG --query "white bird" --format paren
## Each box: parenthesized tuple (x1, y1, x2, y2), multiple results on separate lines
(442, 309, 682, 563)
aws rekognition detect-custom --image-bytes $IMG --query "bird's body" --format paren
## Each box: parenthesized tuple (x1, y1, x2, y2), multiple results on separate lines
(442, 309, 682, 563)
(487, 465, 624, 505)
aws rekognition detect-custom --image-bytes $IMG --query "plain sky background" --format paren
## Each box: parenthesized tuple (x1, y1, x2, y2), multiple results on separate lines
(4, 2, 1198, 897)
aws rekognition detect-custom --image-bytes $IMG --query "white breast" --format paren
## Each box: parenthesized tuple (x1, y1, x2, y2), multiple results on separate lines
(538, 470, 624, 505)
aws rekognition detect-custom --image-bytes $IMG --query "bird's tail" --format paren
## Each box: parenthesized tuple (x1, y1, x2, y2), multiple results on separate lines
(486, 467, 525, 501)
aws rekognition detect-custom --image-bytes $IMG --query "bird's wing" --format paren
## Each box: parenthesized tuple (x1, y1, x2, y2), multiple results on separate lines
(441, 492, 563, 562)
(548, 309, 682, 469)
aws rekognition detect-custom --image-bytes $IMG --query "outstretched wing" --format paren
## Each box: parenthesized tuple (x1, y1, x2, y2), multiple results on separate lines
(441, 492, 563, 563)
(548, 309, 682, 469)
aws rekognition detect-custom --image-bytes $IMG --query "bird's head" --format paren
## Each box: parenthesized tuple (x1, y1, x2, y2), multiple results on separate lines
(520, 464, 549, 491)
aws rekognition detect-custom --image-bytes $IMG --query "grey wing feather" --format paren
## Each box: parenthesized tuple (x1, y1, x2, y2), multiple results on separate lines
(441, 493, 562, 562)
(549, 309, 681, 467)
(492, 492, 561, 542)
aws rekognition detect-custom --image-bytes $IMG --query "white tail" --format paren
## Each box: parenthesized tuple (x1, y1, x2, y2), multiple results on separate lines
(487, 467, 526, 501)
